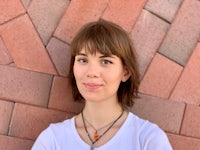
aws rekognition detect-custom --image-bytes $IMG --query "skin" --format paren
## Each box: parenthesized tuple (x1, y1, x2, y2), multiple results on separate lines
(73, 49, 130, 147)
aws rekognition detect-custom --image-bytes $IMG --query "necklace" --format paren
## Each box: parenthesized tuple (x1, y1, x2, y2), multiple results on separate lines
(81, 110, 124, 149)
(84, 116, 115, 141)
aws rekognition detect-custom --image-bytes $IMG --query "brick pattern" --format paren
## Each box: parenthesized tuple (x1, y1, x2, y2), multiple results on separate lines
(54, 0, 109, 43)
(145, 0, 183, 22)
(102, 0, 147, 31)
(9, 103, 73, 140)
(46, 37, 71, 77)
(0, 65, 53, 106)
(139, 53, 183, 98)
(0, 37, 13, 65)
(0, 0, 200, 149)
(130, 10, 169, 77)
(0, 0, 25, 24)
(0, 100, 14, 135)
(170, 43, 200, 105)
(158, 0, 200, 66)
(27, 0, 69, 45)
(0, 135, 33, 150)
(168, 133, 200, 150)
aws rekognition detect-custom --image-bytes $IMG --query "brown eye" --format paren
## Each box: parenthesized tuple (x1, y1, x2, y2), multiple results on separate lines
(76, 58, 88, 64)
(101, 59, 113, 65)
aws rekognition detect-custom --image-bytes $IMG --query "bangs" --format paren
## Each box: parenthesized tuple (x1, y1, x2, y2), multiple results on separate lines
(71, 21, 120, 57)
(74, 39, 114, 56)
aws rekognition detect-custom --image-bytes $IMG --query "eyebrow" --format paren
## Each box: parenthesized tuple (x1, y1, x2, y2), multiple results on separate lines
(76, 53, 115, 58)
(76, 53, 87, 56)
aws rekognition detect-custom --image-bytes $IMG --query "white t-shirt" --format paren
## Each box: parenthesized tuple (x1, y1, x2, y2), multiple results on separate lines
(32, 112, 172, 150)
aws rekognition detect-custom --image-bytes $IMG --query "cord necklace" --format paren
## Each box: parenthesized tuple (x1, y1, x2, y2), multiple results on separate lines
(81, 110, 124, 150)
(84, 115, 116, 141)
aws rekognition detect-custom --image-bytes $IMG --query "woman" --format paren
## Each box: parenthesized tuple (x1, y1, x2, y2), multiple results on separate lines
(32, 20, 172, 150)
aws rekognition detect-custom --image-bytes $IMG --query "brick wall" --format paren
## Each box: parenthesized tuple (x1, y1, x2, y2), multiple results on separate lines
(0, 0, 200, 149)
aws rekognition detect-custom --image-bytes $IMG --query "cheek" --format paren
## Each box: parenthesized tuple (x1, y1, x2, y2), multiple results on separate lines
(73, 66, 79, 80)
(104, 70, 124, 83)
(73, 65, 85, 81)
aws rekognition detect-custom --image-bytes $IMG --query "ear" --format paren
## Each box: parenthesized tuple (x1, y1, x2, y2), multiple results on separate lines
(122, 67, 131, 82)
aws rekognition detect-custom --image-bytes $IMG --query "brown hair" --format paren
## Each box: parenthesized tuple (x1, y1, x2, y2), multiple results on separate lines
(68, 19, 139, 108)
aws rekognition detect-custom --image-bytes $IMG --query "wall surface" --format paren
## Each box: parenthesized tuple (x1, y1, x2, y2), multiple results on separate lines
(0, 0, 200, 149)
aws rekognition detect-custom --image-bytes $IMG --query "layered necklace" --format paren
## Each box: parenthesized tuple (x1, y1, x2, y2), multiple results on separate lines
(81, 110, 124, 150)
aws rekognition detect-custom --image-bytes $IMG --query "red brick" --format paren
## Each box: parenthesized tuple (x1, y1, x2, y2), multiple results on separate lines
(103, 0, 147, 32)
(0, 14, 57, 75)
(131, 94, 185, 133)
(170, 43, 200, 105)
(48, 76, 84, 113)
(158, 0, 200, 65)
(145, 0, 183, 22)
(0, 65, 52, 106)
(0, 100, 14, 134)
(139, 53, 183, 99)
(168, 133, 200, 150)
(54, 0, 109, 43)
(0, 36, 13, 65)
(181, 105, 200, 139)
(9, 103, 74, 140)
(27, 0, 69, 45)
(0, 135, 33, 150)
(47, 38, 71, 77)
(0, 0, 25, 24)
(130, 10, 169, 77)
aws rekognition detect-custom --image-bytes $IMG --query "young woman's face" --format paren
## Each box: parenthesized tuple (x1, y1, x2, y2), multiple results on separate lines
(73, 49, 130, 103)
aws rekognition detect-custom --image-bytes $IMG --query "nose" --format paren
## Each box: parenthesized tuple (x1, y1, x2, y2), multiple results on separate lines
(86, 63, 100, 78)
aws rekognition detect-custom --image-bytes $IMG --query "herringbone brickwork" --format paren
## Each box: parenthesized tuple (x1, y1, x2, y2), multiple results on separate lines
(1, 0, 200, 149)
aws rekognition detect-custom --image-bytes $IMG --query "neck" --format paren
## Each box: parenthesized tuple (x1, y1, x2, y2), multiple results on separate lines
(82, 100, 123, 129)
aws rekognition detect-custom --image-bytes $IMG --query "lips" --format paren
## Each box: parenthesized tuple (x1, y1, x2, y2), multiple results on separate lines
(83, 83, 103, 90)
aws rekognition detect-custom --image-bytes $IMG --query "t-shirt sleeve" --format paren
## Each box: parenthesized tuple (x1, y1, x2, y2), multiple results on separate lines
(31, 126, 56, 150)
(140, 123, 173, 150)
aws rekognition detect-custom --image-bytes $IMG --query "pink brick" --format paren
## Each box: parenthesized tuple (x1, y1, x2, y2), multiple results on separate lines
(0, 0, 25, 24)
(27, 0, 69, 45)
(0, 36, 13, 65)
(145, 0, 183, 22)
(47, 38, 71, 77)
(103, 0, 147, 32)
(130, 10, 169, 77)
(0, 135, 33, 150)
(0, 100, 14, 134)
(0, 65, 52, 106)
(139, 53, 183, 99)
(131, 94, 185, 133)
(158, 0, 200, 65)
(48, 76, 84, 113)
(0, 14, 57, 75)
(170, 43, 200, 105)
(168, 133, 200, 150)
(54, 0, 109, 43)
(9, 103, 74, 140)
(181, 105, 200, 139)
(21, 0, 32, 9)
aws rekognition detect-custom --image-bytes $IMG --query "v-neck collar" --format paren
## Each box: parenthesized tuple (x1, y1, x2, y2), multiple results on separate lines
(71, 112, 131, 150)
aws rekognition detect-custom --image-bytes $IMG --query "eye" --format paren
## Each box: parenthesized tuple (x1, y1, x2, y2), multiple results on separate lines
(76, 58, 88, 64)
(101, 59, 113, 65)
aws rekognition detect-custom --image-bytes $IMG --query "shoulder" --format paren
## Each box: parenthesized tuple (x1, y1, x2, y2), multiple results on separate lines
(49, 117, 73, 133)
(128, 112, 172, 150)
(32, 117, 74, 150)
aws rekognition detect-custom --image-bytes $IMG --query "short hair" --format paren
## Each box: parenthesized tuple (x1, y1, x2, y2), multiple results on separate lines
(68, 19, 139, 108)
